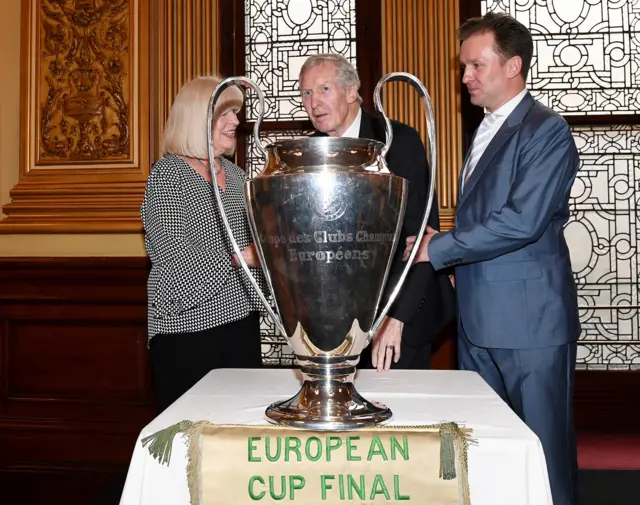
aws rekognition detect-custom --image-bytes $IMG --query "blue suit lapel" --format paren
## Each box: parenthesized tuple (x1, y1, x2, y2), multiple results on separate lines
(458, 93, 535, 208)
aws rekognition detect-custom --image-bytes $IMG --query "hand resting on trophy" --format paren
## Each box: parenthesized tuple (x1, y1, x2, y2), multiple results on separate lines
(231, 243, 261, 268)
(371, 316, 403, 373)
(403, 225, 440, 263)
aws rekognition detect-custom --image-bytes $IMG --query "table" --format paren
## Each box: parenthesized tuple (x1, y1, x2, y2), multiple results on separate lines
(119, 369, 552, 505)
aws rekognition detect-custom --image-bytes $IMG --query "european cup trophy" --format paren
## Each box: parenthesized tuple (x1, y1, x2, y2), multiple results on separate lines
(206, 73, 437, 430)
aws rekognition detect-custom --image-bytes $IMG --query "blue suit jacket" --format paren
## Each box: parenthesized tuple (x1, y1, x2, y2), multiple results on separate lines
(429, 93, 581, 349)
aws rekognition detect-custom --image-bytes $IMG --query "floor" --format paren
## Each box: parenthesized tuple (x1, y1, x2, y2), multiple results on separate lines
(578, 432, 640, 470)
(576, 432, 639, 505)
(578, 470, 638, 505)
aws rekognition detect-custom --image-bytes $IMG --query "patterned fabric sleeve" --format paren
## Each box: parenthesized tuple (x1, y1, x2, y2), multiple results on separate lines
(142, 163, 232, 316)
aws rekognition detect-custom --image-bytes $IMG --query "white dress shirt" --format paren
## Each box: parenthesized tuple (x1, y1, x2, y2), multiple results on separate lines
(340, 107, 362, 138)
(462, 88, 529, 190)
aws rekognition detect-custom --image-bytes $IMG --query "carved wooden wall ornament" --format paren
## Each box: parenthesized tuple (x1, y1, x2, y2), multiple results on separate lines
(40, 0, 131, 162)
(1, 0, 150, 233)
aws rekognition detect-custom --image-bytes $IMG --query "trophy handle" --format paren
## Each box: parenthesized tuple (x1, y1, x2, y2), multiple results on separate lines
(206, 77, 287, 337)
(368, 72, 437, 338)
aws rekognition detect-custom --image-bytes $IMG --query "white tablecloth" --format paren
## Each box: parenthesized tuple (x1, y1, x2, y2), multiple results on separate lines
(119, 369, 552, 505)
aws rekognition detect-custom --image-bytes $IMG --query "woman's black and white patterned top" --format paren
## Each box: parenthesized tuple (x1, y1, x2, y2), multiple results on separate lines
(141, 153, 267, 339)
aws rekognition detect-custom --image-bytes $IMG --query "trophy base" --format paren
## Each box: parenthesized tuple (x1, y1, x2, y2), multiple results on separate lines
(265, 378, 392, 430)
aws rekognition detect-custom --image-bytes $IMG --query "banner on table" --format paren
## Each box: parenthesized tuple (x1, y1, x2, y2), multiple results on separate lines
(142, 421, 474, 505)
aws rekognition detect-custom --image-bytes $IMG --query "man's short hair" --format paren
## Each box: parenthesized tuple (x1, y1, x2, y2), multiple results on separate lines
(458, 12, 533, 80)
(161, 75, 243, 159)
(299, 53, 363, 104)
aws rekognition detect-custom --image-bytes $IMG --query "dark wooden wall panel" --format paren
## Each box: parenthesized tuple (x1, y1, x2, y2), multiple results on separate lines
(0, 257, 155, 505)
(7, 321, 147, 399)
(574, 371, 640, 431)
(0, 467, 125, 505)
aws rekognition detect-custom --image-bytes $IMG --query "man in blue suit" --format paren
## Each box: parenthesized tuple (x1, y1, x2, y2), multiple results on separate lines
(405, 13, 581, 505)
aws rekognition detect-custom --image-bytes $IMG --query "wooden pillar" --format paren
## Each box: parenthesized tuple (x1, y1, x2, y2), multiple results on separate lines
(0, 0, 151, 233)
(153, 0, 219, 160)
(381, 0, 462, 369)
(381, 0, 462, 230)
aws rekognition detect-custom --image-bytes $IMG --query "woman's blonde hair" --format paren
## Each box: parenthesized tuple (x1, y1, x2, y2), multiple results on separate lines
(161, 75, 243, 158)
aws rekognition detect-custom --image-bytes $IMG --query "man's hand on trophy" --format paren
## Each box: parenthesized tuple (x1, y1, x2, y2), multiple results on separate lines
(371, 316, 403, 372)
(232, 244, 261, 268)
(403, 226, 439, 263)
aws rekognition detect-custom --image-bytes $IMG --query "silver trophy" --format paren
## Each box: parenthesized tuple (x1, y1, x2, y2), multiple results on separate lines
(206, 73, 436, 430)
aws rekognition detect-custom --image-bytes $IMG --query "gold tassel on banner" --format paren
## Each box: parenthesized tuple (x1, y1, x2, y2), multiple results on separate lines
(439, 422, 457, 480)
(141, 420, 195, 465)
(186, 422, 206, 505)
(141, 420, 209, 466)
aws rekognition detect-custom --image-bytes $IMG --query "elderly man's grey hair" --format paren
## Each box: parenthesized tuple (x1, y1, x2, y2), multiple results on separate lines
(299, 53, 363, 104)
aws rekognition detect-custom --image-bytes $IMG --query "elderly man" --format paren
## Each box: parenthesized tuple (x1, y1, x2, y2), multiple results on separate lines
(298, 53, 455, 371)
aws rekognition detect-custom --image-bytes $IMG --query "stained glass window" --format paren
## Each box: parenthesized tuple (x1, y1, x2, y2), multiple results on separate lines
(245, 0, 357, 121)
(243, 0, 358, 364)
(482, 0, 640, 115)
(568, 125, 640, 369)
(482, 1, 640, 370)
(245, 129, 314, 177)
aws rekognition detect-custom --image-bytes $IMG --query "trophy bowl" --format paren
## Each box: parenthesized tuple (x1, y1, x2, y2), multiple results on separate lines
(206, 73, 437, 430)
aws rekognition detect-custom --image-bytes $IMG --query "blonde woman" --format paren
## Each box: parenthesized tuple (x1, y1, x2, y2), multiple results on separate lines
(141, 75, 265, 414)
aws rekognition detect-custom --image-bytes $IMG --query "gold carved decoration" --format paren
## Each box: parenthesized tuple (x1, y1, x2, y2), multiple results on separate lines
(381, 0, 462, 230)
(0, 0, 150, 233)
(40, 0, 130, 162)
(0, 0, 221, 232)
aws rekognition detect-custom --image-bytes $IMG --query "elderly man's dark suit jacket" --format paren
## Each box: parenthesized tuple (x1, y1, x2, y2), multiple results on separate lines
(313, 108, 456, 364)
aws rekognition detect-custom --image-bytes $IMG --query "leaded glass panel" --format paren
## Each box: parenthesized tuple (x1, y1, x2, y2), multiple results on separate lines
(577, 343, 640, 370)
(245, 129, 314, 176)
(481, 2, 640, 369)
(246, 129, 314, 362)
(482, 0, 640, 114)
(567, 125, 640, 370)
(245, 0, 357, 121)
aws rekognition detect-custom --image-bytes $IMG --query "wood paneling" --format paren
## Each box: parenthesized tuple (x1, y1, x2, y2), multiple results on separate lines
(574, 371, 640, 431)
(1, 0, 152, 233)
(7, 321, 147, 400)
(0, 257, 155, 505)
(430, 323, 457, 370)
(1, 0, 220, 234)
(381, 0, 462, 230)
(153, 0, 219, 162)
(0, 467, 125, 505)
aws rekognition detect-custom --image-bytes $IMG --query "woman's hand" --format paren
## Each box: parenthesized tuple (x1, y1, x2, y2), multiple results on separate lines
(232, 244, 261, 268)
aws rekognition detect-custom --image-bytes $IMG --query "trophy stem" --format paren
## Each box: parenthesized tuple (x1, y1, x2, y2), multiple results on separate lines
(265, 365, 392, 430)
